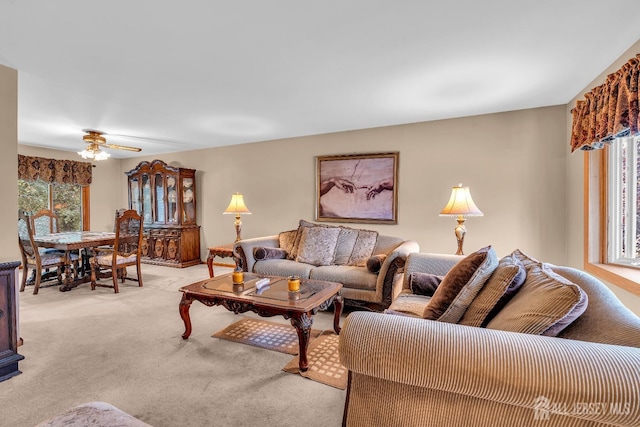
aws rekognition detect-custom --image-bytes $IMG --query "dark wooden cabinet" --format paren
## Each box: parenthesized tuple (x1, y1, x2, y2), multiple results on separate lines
(0, 260, 24, 382)
(126, 160, 201, 268)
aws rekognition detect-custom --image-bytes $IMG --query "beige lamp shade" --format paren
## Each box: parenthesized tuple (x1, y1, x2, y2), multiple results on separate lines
(439, 184, 483, 217)
(223, 193, 252, 215)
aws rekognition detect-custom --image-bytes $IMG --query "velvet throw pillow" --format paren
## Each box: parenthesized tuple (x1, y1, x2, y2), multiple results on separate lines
(422, 246, 498, 323)
(295, 226, 341, 266)
(409, 272, 443, 297)
(253, 246, 288, 261)
(486, 262, 588, 336)
(458, 254, 526, 327)
(366, 254, 387, 273)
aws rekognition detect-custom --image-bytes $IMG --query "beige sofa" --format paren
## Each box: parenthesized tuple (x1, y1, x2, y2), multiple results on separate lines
(234, 220, 419, 310)
(339, 252, 640, 426)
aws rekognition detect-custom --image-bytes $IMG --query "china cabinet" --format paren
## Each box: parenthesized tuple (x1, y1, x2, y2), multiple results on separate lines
(126, 160, 201, 267)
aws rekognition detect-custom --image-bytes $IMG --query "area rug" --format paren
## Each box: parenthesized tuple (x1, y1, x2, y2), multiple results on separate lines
(212, 317, 322, 355)
(282, 331, 347, 390)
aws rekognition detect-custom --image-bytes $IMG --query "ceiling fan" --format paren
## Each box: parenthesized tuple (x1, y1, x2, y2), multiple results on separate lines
(79, 129, 142, 160)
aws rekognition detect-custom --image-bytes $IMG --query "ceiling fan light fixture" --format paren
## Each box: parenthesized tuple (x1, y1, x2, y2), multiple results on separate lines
(82, 131, 106, 145)
(78, 142, 110, 161)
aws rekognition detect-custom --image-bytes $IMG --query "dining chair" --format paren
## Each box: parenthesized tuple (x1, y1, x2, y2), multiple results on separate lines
(17, 210, 67, 294)
(30, 208, 81, 279)
(90, 209, 144, 293)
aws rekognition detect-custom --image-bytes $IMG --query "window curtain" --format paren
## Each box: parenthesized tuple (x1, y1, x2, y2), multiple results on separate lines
(17, 155, 92, 186)
(570, 54, 640, 152)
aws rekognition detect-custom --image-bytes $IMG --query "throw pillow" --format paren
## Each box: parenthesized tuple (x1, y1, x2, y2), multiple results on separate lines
(295, 226, 341, 266)
(409, 272, 443, 297)
(333, 226, 359, 265)
(288, 219, 316, 260)
(347, 229, 378, 267)
(486, 262, 588, 336)
(278, 230, 298, 259)
(458, 254, 526, 327)
(510, 248, 540, 270)
(253, 246, 288, 261)
(366, 254, 387, 273)
(422, 246, 498, 323)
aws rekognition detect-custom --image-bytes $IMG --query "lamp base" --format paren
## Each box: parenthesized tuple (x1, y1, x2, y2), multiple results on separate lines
(234, 216, 242, 243)
(454, 216, 466, 256)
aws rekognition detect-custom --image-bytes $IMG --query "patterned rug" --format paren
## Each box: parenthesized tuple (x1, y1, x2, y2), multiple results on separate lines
(282, 331, 348, 390)
(212, 317, 322, 355)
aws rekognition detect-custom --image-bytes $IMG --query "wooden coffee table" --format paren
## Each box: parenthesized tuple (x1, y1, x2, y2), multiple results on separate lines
(179, 273, 343, 371)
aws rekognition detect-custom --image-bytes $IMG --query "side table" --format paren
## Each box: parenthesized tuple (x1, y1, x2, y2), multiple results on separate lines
(206, 244, 236, 278)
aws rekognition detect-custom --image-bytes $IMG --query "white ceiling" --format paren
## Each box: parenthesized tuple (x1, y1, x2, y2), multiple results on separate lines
(2, 1, 640, 159)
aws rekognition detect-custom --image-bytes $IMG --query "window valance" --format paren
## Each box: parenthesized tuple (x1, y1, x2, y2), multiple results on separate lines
(18, 155, 92, 186)
(570, 54, 640, 152)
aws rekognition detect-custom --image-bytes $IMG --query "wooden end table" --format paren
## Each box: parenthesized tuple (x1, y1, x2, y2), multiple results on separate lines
(206, 244, 235, 278)
(179, 274, 343, 371)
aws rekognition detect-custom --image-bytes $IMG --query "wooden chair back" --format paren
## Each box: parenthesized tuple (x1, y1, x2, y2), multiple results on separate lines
(30, 208, 59, 236)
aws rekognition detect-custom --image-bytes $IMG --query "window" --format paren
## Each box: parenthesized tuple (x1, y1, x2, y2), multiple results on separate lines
(607, 136, 640, 267)
(18, 179, 88, 231)
(585, 137, 640, 297)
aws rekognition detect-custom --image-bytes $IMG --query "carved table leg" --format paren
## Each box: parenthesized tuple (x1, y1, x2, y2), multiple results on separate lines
(290, 312, 314, 372)
(333, 295, 343, 334)
(180, 294, 194, 339)
(206, 252, 214, 278)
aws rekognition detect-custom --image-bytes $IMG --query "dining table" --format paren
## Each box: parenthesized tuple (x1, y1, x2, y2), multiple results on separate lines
(32, 231, 116, 291)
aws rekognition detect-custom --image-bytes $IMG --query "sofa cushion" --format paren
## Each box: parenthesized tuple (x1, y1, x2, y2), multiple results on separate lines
(387, 290, 432, 317)
(486, 262, 588, 336)
(347, 229, 378, 267)
(253, 246, 288, 261)
(333, 227, 359, 265)
(366, 254, 387, 273)
(409, 272, 443, 297)
(422, 246, 498, 323)
(458, 254, 526, 327)
(295, 226, 340, 266)
(278, 229, 298, 259)
(253, 259, 314, 279)
(309, 265, 377, 291)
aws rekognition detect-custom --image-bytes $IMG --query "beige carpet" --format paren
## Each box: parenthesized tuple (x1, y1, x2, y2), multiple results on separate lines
(0, 263, 347, 427)
(212, 317, 322, 355)
(283, 331, 347, 390)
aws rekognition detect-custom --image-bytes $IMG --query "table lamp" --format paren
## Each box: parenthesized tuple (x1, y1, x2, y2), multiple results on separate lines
(439, 184, 483, 255)
(223, 193, 252, 242)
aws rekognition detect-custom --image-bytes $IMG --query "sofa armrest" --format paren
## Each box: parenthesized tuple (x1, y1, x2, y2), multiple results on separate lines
(233, 235, 279, 272)
(401, 252, 463, 290)
(376, 240, 419, 306)
(340, 311, 640, 426)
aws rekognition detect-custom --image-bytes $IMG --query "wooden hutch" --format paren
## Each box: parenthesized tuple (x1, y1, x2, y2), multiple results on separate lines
(126, 160, 201, 268)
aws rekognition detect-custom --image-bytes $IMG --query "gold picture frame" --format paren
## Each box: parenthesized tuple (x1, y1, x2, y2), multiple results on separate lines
(316, 152, 398, 224)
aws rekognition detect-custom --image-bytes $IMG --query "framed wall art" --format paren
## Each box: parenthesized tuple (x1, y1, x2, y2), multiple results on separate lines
(316, 152, 398, 224)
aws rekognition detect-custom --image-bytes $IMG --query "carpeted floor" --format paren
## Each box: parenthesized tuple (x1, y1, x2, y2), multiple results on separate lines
(0, 264, 346, 427)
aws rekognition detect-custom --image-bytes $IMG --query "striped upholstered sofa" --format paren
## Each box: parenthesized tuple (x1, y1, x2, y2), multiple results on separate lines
(339, 252, 640, 427)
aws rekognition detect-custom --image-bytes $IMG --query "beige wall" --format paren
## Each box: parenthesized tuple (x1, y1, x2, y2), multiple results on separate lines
(119, 105, 568, 265)
(566, 40, 640, 314)
(0, 65, 19, 262)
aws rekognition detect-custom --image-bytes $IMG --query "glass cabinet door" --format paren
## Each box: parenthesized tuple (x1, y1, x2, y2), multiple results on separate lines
(182, 177, 195, 223)
(142, 173, 152, 223)
(166, 174, 178, 224)
(129, 177, 140, 214)
(155, 173, 165, 223)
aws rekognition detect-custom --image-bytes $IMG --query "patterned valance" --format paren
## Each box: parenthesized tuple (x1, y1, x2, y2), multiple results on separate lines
(570, 54, 640, 152)
(18, 155, 92, 186)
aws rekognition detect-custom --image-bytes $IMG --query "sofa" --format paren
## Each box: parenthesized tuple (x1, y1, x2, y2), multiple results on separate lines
(339, 250, 640, 427)
(233, 220, 419, 310)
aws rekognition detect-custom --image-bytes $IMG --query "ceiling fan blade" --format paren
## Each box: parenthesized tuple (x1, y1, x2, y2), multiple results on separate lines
(103, 143, 142, 152)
